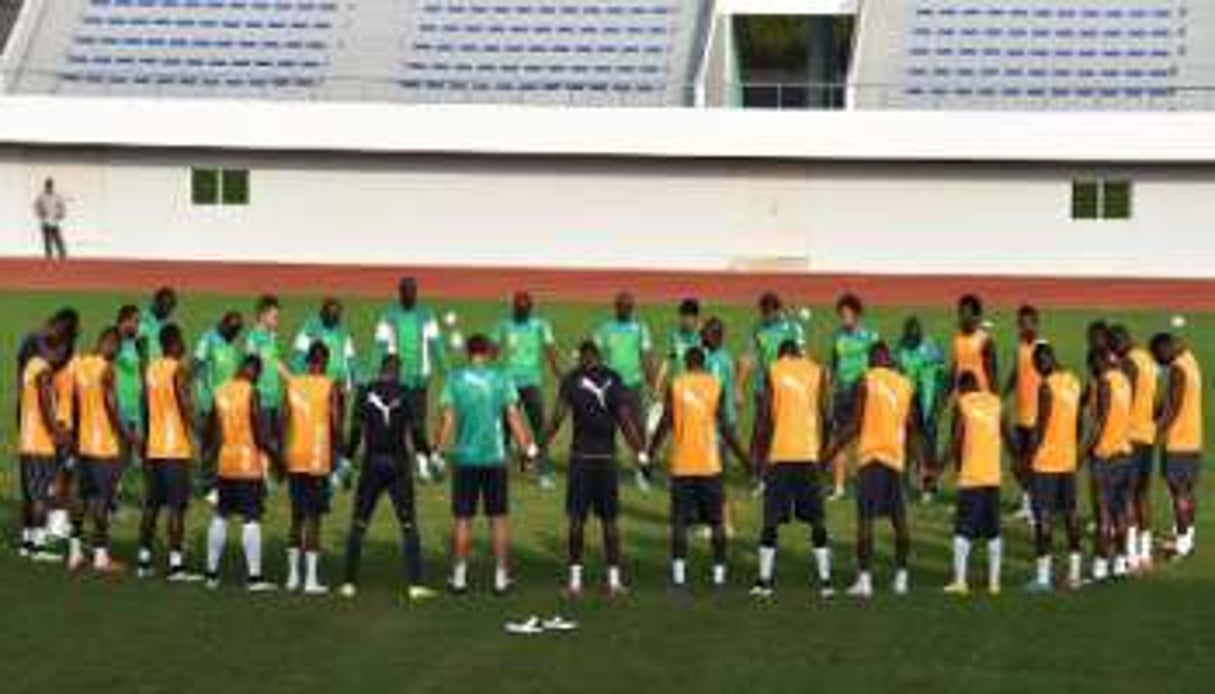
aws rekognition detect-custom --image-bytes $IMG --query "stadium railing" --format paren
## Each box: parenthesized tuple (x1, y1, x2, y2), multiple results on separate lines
(3, 68, 1215, 110)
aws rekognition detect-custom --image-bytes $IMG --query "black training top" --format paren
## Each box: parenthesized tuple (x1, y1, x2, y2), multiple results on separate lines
(558, 365, 629, 459)
(348, 379, 414, 460)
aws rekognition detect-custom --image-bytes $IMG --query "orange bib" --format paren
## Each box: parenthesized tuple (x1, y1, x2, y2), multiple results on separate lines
(669, 371, 723, 477)
(146, 358, 192, 461)
(958, 391, 1002, 488)
(285, 374, 334, 476)
(858, 367, 913, 471)
(768, 357, 824, 464)
(1032, 371, 1080, 474)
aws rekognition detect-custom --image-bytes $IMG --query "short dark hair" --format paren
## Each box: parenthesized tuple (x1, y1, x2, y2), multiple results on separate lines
(1149, 332, 1175, 357)
(117, 304, 139, 322)
(836, 293, 863, 315)
(759, 291, 782, 312)
(685, 346, 706, 369)
(958, 294, 983, 315)
(159, 323, 183, 353)
(1017, 304, 1039, 320)
(256, 294, 279, 315)
(242, 354, 263, 374)
(778, 339, 800, 358)
(678, 298, 701, 317)
(306, 340, 330, 366)
(578, 339, 600, 361)
(466, 333, 493, 358)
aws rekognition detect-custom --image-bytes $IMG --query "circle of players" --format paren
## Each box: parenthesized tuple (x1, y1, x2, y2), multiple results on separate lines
(12, 280, 1203, 601)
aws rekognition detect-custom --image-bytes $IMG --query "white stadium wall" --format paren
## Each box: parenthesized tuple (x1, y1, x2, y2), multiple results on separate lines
(4, 147, 1215, 278)
(1, 98, 1215, 278)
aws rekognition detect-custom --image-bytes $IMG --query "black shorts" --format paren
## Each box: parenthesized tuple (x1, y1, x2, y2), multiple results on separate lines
(451, 465, 509, 518)
(763, 462, 825, 527)
(831, 387, 858, 434)
(1163, 453, 1201, 489)
(566, 456, 619, 521)
(670, 475, 724, 527)
(1130, 443, 1155, 489)
(145, 460, 192, 511)
(19, 455, 60, 505)
(1031, 471, 1077, 517)
(955, 487, 1001, 540)
(289, 473, 331, 518)
(217, 478, 266, 520)
(1091, 457, 1133, 518)
(857, 464, 905, 519)
(78, 457, 122, 503)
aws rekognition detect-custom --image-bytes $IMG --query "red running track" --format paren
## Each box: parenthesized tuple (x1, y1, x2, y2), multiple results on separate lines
(0, 258, 1211, 310)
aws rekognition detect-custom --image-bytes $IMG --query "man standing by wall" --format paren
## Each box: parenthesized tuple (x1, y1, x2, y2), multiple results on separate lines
(34, 178, 68, 260)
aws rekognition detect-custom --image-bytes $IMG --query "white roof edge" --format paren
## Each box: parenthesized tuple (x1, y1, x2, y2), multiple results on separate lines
(0, 95, 1213, 163)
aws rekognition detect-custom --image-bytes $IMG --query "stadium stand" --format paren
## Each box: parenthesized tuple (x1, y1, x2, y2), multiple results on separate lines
(853, 0, 1212, 110)
(1, 0, 710, 105)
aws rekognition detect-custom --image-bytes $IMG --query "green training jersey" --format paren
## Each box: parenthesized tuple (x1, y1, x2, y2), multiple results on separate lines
(292, 317, 357, 387)
(706, 347, 738, 425)
(832, 325, 880, 390)
(245, 326, 283, 409)
(593, 318, 653, 388)
(751, 317, 806, 392)
(666, 328, 702, 377)
(896, 338, 946, 420)
(493, 315, 555, 388)
(374, 304, 445, 387)
(114, 337, 143, 424)
(137, 310, 166, 362)
(194, 329, 242, 413)
(440, 364, 519, 466)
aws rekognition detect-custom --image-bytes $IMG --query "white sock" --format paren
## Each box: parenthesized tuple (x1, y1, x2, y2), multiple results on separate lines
(1126, 526, 1140, 562)
(672, 559, 687, 586)
(1093, 557, 1110, 581)
(206, 517, 227, 574)
(169, 551, 184, 570)
(138, 546, 153, 566)
(287, 547, 301, 586)
(758, 546, 776, 583)
(607, 566, 622, 589)
(894, 568, 909, 592)
(451, 561, 468, 589)
(1036, 556, 1052, 586)
(988, 538, 1003, 589)
(813, 546, 831, 583)
(242, 522, 262, 578)
(21, 527, 32, 545)
(68, 536, 83, 564)
(494, 565, 510, 591)
(568, 564, 583, 590)
(855, 571, 872, 592)
(1020, 493, 1033, 514)
(31, 527, 46, 548)
(712, 563, 726, 586)
(1113, 555, 1128, 576)
(1068, 552, 1082, 584)
(305, 551, 321, 587)
(93, 547, 110, 568)
(1141, 531, 1153, 561)
(952, 536, 971, 585)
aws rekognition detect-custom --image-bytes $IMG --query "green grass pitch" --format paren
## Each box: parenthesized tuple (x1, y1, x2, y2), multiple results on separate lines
(1, 289, 1213, 694)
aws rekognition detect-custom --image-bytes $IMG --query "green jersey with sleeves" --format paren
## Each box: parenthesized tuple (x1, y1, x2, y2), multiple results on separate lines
(750, 317, 806, 393)
(137, 310, 166, 362)
(832, 325, 880, 390)
(493, 315, 555, 388)
(375, 304, 445, 388)
(895, 337, 946, 420)
(666, 328, 702, 377)
(440, 364, 519, 466)
(593, 318, 652, 388)
(114, 337, 143, 424)
(706, 346, 738, 426)
(193, 328, 242, 413)
(245, 326, 284, 410)
(292, 317, 357, 389)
